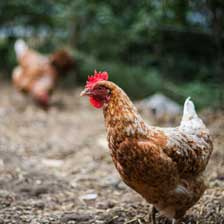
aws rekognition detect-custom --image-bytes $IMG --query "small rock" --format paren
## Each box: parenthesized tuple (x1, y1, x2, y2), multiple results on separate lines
(217, 175, 224, 181)
(97, 136, 108, 149)
(61, 213, 92, 222)
(34, 202, 45, 210)
(96, 201, 115, 209)
(0, 160, 4, 169)
(80, 193, 97, 201)
(41, 159, 64, 168)
(19, 185, 49, 197)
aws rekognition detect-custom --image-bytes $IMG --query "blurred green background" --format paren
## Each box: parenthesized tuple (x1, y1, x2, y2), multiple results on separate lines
(0, 0, 224, 108)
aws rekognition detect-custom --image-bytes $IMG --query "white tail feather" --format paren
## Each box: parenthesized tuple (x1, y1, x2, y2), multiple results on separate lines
(14, 39, 28, 58)
(180, 97, 206, 133)
(182, 97, 197, 121)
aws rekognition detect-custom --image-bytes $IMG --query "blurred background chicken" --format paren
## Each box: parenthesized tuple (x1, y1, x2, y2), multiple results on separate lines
(81, 71, 213, 224)
(12, 39, 75, 108)
(136, 93, 182, 126)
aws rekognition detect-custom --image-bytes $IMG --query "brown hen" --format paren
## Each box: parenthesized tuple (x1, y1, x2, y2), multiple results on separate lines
(12, 39, 74, 107)
(81, 71, 213, 223)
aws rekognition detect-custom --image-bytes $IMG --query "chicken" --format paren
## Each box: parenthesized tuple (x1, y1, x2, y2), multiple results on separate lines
(12, 39, 74, 107)
(136, 93, 181, 125)
(80, 71, 213, 223)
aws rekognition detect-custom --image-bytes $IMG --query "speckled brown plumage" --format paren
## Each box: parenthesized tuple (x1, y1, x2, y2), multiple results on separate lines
(97, 81, 213, 221)
(12, 40, 74, 106)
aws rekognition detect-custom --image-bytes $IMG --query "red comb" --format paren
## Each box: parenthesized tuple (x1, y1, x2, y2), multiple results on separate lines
(85, 70, 108, 89)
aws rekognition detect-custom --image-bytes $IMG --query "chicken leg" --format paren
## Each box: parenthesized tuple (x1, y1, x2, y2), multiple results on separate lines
(150, 206, 158, 224)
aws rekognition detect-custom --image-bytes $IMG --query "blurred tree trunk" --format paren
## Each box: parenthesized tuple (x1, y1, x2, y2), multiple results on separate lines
(175, 0, 188, 25)
(68, 18, 78, 49)
(207, 1, 224, 81)
(207, 0, 224, 107)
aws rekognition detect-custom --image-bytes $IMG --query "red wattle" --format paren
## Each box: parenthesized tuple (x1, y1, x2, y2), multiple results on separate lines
(35, 92, 49, 106)
(89, 96, 103, 109)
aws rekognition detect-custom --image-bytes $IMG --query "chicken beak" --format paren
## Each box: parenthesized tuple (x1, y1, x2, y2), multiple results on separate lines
(80, 88, 91, 96)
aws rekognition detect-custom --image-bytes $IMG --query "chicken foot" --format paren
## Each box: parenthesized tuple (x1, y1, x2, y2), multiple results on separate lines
(150, 206, 158, 224)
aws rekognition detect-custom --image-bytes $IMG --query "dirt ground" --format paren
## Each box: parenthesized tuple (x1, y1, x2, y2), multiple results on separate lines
(0, 83, 223, 224)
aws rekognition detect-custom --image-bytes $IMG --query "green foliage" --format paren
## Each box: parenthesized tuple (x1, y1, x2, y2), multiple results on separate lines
(75, 51, 162, 99)
(66, 1, 224, 84)
(0, 0, 224, 107)
(0, 0, 69, 75)
(0, 37, 17, 74)
(75, 50, 224, 108)
(0, 0, 65, 27)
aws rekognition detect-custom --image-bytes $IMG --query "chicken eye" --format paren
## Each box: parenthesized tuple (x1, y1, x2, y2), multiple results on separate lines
(97, 86, 104, 91)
